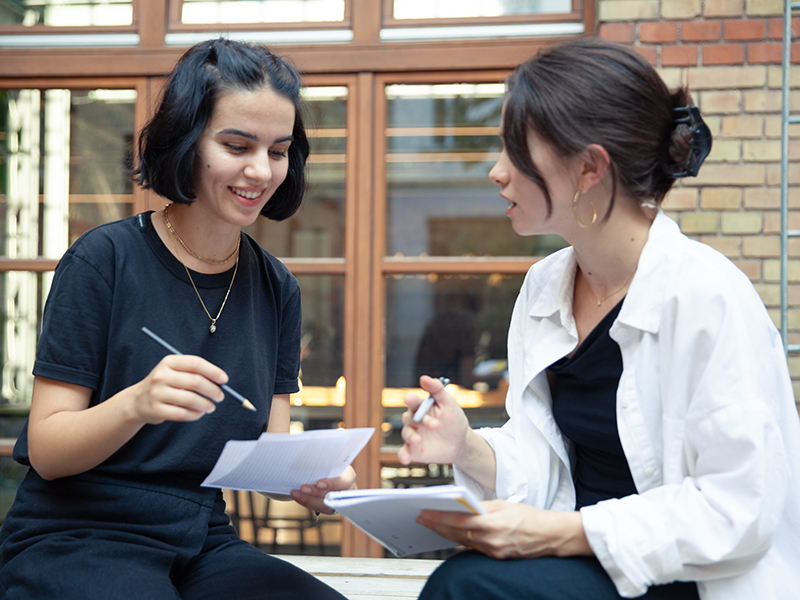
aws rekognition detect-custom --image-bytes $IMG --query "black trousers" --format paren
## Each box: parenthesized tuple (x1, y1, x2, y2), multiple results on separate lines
(419, 550, 700, 600)
(0, 471, 345, 600)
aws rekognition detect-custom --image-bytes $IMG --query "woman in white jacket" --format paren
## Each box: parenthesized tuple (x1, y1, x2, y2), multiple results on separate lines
(399, 37, 800, 600)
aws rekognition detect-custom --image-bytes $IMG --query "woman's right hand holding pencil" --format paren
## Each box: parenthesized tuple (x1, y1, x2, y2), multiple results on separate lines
(128, 354, 229, 424)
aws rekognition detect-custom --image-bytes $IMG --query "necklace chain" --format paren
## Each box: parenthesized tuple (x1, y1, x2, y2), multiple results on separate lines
(163, 203, 239, 265)
(163, 208, 240, 334)
(589, 268, 637, 307)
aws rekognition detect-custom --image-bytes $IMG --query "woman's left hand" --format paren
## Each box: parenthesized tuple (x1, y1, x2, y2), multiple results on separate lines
(290, 465, 357, 515)
(416, 500, 593, 560)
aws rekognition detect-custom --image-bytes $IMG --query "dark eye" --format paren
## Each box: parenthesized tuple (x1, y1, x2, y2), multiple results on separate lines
(270, 149, 288, 158)
(225, 143, 247, 152)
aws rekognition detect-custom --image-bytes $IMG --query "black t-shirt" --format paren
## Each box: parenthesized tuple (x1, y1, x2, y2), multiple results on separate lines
(15, 211, 301, 487)
(548, 299, 638, 509)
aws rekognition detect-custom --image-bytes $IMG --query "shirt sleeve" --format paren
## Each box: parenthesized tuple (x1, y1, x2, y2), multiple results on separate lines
(273, 284, 301, 395)
(33, 244, 114, 391)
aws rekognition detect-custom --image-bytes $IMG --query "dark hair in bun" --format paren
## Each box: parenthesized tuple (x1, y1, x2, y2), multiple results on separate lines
(502, 37, 709, 221)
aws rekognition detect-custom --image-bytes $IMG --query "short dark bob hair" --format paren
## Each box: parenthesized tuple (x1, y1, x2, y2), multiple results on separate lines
(132, 37, 310, 221)
(503, 37, 695, 221)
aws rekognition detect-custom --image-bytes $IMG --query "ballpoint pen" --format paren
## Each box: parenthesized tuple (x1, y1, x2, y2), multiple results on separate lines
(412, 377, 450, 423)
(141, 326, 257, 412)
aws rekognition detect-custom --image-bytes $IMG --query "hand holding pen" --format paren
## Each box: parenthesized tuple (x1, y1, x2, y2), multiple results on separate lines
(398, 375, 470, 466)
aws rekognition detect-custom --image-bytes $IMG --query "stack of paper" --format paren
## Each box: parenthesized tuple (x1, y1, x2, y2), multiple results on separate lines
(324, 485, 486, 557)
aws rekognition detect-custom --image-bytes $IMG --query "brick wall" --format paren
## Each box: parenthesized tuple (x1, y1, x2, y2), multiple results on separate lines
(597, 0, 800, 400)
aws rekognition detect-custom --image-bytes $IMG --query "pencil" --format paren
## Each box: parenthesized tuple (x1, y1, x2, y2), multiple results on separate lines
(141, 327, 257, 412)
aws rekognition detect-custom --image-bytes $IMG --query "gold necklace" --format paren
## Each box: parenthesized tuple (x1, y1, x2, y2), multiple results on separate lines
(163, 203, 239, 265)
(588, 268, 637, 307)
(164, 213, 241, 334)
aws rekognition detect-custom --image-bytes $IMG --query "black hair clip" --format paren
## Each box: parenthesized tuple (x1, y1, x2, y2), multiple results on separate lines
(671, 106, 712, 178)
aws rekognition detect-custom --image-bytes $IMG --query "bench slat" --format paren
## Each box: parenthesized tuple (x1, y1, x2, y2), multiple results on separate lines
(274, 554, 442, 599)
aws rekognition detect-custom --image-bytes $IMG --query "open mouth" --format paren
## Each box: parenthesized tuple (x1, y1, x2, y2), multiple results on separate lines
(230, 186, 263, 200)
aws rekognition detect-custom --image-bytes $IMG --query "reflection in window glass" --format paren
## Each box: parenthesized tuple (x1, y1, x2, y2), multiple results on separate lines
(393, 0, 571, 19)
(385, 83, 564, 258)
(246, 87, 346, 259)
(382, 272, 520, 450)
(2, 0, 132, 26)
(0, 88, 135, 406)
(291, 275, 344, 432)
(181, 0, 344, 24)
(0, 272, 48, 406)
(1, 410, 28, 520)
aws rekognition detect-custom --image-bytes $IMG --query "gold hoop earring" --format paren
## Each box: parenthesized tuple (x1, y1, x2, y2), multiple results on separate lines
(573, 189, 597, 229)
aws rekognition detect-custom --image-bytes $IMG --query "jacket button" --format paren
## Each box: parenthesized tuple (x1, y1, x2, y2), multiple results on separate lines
(621, 398, 630, 409)
(645, 466, 656, 477)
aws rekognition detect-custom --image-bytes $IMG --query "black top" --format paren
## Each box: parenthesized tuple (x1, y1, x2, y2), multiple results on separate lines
(548, 299, 638, 509)
(14, 211, 301, 488)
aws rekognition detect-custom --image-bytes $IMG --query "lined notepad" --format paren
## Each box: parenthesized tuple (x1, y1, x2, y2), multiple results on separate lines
(201, 428, 374, 494)
(324, 485, 486, 557)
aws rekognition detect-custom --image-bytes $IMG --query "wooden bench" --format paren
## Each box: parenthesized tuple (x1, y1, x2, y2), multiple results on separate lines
(274, 554, 442, 600)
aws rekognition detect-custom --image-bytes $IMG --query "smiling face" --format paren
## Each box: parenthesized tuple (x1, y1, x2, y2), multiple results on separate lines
(192, 85, 296, 229)
(489, 128, 578, 238)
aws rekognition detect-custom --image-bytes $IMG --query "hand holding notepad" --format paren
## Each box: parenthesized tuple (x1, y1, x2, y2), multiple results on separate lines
(324, 485, 486, 557)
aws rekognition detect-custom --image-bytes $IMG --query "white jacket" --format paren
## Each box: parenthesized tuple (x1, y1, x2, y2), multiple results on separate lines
(454, 211, 800, 599)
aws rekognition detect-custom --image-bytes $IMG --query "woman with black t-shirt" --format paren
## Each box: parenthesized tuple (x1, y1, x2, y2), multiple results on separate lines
(0, 38, 351, 599)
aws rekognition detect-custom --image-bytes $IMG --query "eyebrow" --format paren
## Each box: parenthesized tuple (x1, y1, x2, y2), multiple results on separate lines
(217, 128, 294, 144)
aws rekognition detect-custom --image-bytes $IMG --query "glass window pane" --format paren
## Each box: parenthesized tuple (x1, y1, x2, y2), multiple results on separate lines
(1, 408, 28, 521)
(0, 88, 135, 260)
(245, 86, 346, 258)
(0, 88, 135, 407)
(385, 83, 564, 258)
(291, 274, 344, 431)
(2, 0, 133, 27)
(382, 272, 518, 459)
(0, 272, 49, 407)
(181, 0, 344, 24)
(393, 0, 571, 19)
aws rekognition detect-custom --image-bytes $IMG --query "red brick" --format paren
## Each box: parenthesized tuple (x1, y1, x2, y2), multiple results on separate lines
(598, 23, 636, 43)
(640, 22, 678, 43)
(724, 19, 766, 41)
(768, 17, 800, 39)
(794, 45, 800, 63)
(662, 45, 699, 66)
(748, 42, 783, 64)
(632, 45, 658, 65)
(682, 20, 722, 42)
(704, 43, 746, 65)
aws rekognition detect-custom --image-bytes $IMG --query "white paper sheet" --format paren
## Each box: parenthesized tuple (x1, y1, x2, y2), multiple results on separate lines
(201, 428, 374, 494)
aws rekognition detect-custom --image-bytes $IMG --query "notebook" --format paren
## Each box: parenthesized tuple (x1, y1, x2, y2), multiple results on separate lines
(324, 484, 486, 557)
